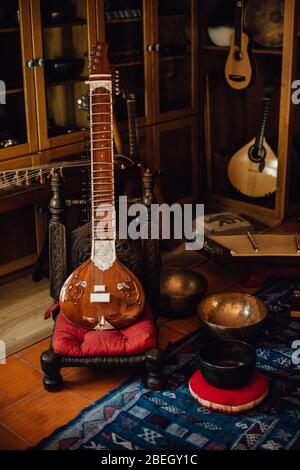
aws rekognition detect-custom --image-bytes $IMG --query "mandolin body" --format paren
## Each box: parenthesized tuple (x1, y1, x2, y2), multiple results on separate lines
(228, 137, 278, 198)
(225, 32, 253, 90)
(60, 259, 145, 330)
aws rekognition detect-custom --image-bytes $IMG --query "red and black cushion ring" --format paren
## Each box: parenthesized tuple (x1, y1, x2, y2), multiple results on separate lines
(189, 369, 269, 414)
(52, 303, 157, 357)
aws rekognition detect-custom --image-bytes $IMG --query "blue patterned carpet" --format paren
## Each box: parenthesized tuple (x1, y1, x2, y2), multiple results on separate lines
(37, 279, 300, 450)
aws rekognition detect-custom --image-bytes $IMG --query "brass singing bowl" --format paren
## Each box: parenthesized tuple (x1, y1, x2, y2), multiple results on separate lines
(160, 268, 208, 315)
(197, 293, 268, 340)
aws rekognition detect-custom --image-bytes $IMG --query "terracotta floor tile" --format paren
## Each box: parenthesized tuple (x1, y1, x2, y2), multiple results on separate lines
(64, 367, 134, 402)
(159, 325, 185, 350)
(0, 357, 43, 411)
(17, 339, 76, 377)
(164, 315, 202, 336)
(0, 423, 29, 450)
(0, 388, 92, 446)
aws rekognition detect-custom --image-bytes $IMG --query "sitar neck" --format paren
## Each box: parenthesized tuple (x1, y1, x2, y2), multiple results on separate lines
(234, 0, 243, 50)
(88, 71, 116, 270)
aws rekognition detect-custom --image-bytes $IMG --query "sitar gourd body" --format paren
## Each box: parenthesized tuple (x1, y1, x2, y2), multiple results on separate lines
(59, 43, 144, 331)
(60, 259, 144, 330)
(228, 137, 277, 198)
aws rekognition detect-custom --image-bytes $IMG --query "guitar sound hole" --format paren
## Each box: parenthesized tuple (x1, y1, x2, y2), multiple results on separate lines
(234, 50, 243, 61)
(249, 146, 266, 163)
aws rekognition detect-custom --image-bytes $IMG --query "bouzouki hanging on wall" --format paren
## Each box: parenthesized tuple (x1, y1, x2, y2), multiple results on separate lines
(59, 42, 145, 330)
(225, 0, 254, 90)
(227, 86, 277, 198)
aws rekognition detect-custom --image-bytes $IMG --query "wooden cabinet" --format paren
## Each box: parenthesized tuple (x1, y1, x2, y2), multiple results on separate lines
(0, 0, 97, 162)
(0, 0, 200, 276)
(100, 0, 199, 202)
(200, 0, 299, 224)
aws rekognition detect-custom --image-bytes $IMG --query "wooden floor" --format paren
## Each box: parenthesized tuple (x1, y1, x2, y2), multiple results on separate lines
(0, 218, 298, 449)
(0, 274, 52, 357)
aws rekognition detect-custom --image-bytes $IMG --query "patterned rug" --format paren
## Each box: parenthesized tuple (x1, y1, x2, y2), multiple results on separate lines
(37, 279, 300, 450)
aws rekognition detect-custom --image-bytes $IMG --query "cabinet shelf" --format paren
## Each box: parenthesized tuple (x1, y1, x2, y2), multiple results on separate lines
(160, 55, 187, 62)
(43, 20, 87, 29)
(0, 87, 23, 96)
(113, 55, 187, 68)
(203, 44, 283, 56)
(46, 76, 88, 87)
(6, 87, 23, 95)
(0, 27, 20, 33)
(113, 60, 143, 68)
(106, 17, 142, 25)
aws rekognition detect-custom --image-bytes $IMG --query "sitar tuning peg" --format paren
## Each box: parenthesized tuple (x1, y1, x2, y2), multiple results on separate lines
(13, 170, 22, 186)
(1, 172, 9, 188)
(37, 169, 45, 184)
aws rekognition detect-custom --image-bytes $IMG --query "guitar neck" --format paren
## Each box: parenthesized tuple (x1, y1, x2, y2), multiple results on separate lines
(127, 96, 140, 162)
(89, 74, 115, 252)
(254, 96, 271, 148)
(234, 0, 243, 50)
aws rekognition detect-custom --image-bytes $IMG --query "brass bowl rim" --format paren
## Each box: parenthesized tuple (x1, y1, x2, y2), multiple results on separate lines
(197, 292, 268, 329)
(160, 268, 208, 298)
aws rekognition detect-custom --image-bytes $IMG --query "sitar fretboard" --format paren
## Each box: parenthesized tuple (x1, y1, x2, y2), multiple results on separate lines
(90, 82, 115, 244)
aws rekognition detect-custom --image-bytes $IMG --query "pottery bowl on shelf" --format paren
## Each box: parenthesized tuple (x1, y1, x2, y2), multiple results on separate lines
(197, 339, 256, 389)
(197, 292, 268, 340)
(160, 268, 208, 317)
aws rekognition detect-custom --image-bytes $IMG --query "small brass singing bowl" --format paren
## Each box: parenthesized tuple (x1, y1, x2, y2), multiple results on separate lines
(197, 293, 268, 340)
(160, 268, 208, 317)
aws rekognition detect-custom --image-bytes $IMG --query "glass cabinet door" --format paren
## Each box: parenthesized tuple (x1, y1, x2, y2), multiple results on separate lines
(0, 0, 38, 159)
(154, 0, 197, 120)
(104, 0, 147, 125)
(154, 117, 197, 204)
(32, 0, 96, 150)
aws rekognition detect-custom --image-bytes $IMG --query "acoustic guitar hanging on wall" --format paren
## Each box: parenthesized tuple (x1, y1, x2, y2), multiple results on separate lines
(225, 0, 254, 90)
(59, 42, 145, 331)
(227, 86, 277, 198)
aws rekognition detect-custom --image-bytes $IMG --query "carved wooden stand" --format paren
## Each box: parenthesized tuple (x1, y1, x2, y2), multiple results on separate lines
(41, 169, 163, 392)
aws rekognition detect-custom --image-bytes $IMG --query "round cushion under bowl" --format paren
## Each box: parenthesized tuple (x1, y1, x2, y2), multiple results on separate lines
(189, 369, 269, 414)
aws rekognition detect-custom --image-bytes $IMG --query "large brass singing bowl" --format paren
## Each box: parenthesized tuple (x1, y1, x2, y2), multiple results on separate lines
(160, 268, 208, 314)
(197, 293, 268, 340)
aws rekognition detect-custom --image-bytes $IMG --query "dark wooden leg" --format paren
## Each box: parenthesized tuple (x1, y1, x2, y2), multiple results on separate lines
(145, 348, 164, 390)
(49, 174, 67, 302)
(143, 169, 161, 314)
(40, 349, 63, 392)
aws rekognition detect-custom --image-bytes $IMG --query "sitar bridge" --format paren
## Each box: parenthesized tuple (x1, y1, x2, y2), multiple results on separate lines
(229, 74, 246, 82)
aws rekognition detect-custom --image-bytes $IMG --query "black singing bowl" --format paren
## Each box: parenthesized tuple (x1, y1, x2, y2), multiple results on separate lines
(160, 268, 208, 316)
(197, 340, 256, 389)
(197, 292, 268, 340)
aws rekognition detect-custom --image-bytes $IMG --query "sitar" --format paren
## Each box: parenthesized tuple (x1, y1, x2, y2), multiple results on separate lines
(59, 42, 145, 330)
(225, 0, 254, 90)
(227, 87, 277, 198)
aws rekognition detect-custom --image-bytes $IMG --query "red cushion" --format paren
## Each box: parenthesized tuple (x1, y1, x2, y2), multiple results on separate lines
(52, 303, 157, 356)
(189, 369, 269, 414)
